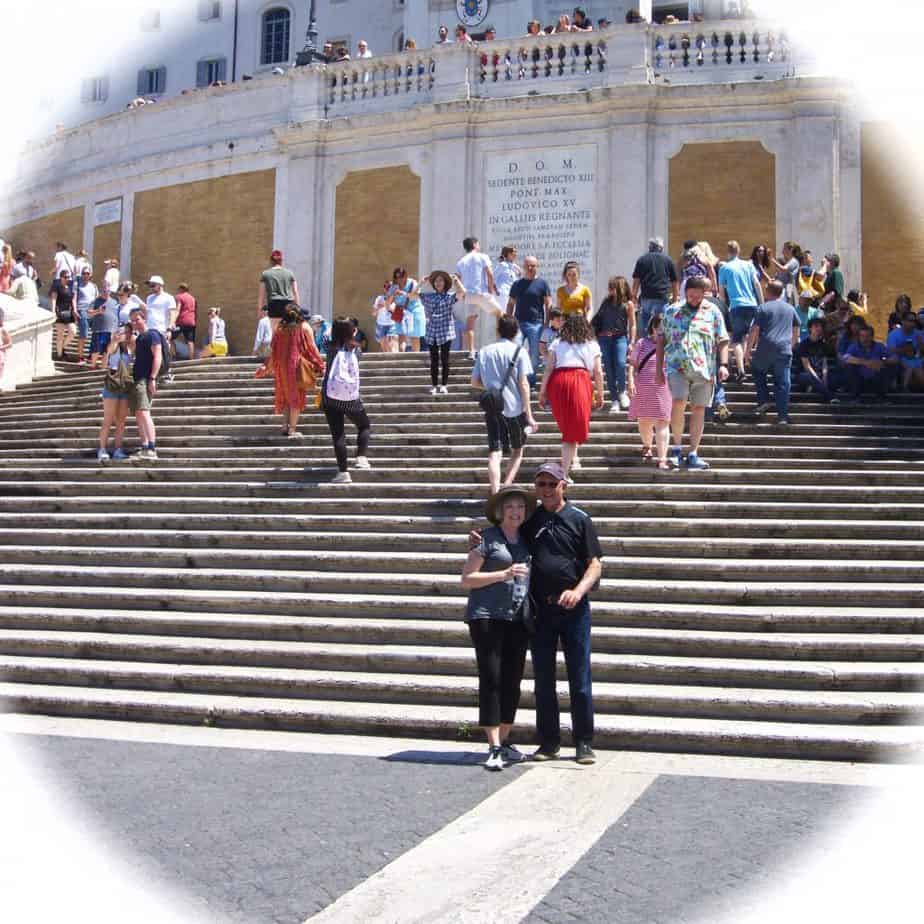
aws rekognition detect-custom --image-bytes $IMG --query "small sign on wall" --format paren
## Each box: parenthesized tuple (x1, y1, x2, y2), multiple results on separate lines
(94, 198, 122, 226)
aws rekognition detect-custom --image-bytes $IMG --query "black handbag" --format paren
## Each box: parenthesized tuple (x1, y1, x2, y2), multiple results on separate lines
(477, 344, 522, 416)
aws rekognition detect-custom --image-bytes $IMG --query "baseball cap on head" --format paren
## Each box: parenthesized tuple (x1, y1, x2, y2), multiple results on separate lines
(271, 249, 283, 261)
(147, 275, 165, 286)
(534, 461, 567, 483)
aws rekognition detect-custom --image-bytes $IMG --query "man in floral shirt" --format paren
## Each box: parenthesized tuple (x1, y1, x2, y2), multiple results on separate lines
(655, 277, 730, 470)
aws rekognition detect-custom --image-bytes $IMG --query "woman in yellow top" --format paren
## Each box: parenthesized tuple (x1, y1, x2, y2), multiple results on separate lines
(795, 250, 826, 300)
(556, 261, 593, 317)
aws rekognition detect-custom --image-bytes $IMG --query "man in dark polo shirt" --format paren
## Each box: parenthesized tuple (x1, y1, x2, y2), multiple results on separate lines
(521, 460, 603, 765)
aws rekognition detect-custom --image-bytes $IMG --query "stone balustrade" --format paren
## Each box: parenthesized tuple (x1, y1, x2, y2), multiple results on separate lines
(326, 50, 437, 113)
(651, 20, 793, 83)
(0, 280, 55, 392)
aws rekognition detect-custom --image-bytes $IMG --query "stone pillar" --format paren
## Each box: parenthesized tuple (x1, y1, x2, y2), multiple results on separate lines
(790, 101, 839, 268)
(431, 43, 474, 105)
(608, 116, 651, 277)
(119, 191, 135, 281)
(836, 105, 862, 291)
(283, 151, 322, 316)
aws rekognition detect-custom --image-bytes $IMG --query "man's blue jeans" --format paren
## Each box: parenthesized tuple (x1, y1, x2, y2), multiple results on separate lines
(751, 353, 792, 419)
(517, 320, 543, 386)
(530, 598, 594, 747)
(794, 370, 832, 401)
(638, 297, 667, 336)
(598, 334, 628, 400)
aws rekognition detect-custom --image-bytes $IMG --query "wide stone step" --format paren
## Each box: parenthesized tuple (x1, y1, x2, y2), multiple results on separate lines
(2, 598, 921, 635)
(2, 630, 923, 690)
(0, 528, 921, 559)
(0, 547, 918, 586)
(3, 657, 923, 725)
(1, 514, 922, 541)
(0, 564, 921, 606)
(2, 683, 921, 761)
(0, 495, 917, 522)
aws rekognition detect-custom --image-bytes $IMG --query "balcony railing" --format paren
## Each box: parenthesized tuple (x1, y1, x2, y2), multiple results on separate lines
(327, 50, 437, 111)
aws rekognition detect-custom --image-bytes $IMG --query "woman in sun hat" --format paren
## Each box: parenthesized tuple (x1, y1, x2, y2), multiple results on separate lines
(461, 484, 536, 771)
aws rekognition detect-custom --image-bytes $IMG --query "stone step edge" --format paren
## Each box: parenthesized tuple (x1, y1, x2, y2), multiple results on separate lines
(1, 683, 920, 762)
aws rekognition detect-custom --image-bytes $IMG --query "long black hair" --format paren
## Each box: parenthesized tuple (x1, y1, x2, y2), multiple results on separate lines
(330, 317, 356, 349)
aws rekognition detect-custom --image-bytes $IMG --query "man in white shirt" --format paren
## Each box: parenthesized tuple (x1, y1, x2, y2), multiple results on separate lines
(456, 236, 502, 360)
(356, 39, 372, 58)
(103, 259, 120, 296)
(53, 242, 76, 280)
(145, 275, 177, 337)
(12, 251, 38, 283)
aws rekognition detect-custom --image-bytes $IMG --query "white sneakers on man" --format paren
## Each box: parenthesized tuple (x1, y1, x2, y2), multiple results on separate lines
(354, 456, 372, 470)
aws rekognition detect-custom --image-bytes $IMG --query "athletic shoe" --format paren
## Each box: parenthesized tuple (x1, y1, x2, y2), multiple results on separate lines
(777, 418, 791, 426)
(571, 457, 582, 471)
(531, 744, 561, 762)
(609, 401, 620, 414)
(829, 397, 841, 405)
(143, 448, 158, 461)
(111, 448, 129, 461)
(575, 741, 597, 765)
(684, 451, 710, 470)
(468, 351, 477, 362)
(287, 430, 304, 439)
(735, 370, 746, 384)
(429, 386, 439, 396)
(354, 456, 372, 470)
(755, 402, 773, 416)
(668, 447, 683, 469)
(484, 746, 505, 771)
(164, 373, 175, 385)
(96, 449, 110, 463)
(500, 742, 528, 764)
(715, 403, 731, 421)
(437, 385, 449, 395)
(618, 391, 630, 410)
(331, 471, 352, 484)
(77, 358, 86, 366)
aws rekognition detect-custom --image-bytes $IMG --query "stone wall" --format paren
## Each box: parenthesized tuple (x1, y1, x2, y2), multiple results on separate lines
(667, 140, 776, 267)
(92, 221, 122, 276)
(1, 207, 85, 287)
(861, 122, 924, 336)
(131, 170, 276, 355)
(333, 166, 421, 352)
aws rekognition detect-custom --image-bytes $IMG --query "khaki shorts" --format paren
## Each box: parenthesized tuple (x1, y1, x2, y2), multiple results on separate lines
(454, 292, 501, 324)
(668, 371, 714, 408)
(129, 378, 154, 413)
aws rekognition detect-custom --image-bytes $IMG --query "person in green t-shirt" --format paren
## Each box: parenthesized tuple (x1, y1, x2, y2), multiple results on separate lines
(819, 252, 845, 309)
(259, 249, 301, 333)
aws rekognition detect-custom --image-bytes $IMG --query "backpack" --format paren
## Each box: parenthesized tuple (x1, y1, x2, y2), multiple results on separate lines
(325, 348, 360, 402)
(149, 330, 170, 378)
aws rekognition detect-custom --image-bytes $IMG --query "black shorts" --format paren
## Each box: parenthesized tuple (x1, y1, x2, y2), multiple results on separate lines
(172, 325, 196, 343)
(267, 299, 291, 319)
(485, 412, 528, 454)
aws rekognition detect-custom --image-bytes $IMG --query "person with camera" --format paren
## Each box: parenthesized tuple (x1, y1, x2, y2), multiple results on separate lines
(461, 485, 535, 771)
(96, 323, 134, 462)
(471, 315, 536, 496)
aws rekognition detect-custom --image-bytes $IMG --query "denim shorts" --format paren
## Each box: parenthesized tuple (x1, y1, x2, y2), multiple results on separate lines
(375, 322, 397, 340)
(90, 331, 112, 355)
(730, 307, 757, 344)
(101, 386, 129, 401)
(76, 309, 90, 339)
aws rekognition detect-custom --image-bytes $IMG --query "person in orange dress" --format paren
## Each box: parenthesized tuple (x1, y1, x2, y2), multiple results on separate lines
(256, 303, 325, 438)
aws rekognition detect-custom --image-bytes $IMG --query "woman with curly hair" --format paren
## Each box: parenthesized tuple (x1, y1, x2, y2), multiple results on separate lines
(539, 312, 604, 480)
(256, 303, 325, 438)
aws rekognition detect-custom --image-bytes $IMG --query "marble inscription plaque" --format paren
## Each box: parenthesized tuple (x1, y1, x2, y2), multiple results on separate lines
(484, 146, 597, 287)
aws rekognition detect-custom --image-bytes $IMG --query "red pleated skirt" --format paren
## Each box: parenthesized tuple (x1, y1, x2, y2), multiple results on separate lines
(547, 366, 593, 444)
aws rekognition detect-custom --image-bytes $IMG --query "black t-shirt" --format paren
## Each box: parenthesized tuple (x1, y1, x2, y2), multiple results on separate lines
(508, 277, 551, 325)
(797, 338, 827, 375)
(50, 279, 75, 320)
(632, 252, 677, 300)
(521, 501, 603, 602)
(592, 298, 628, 338)
(133, 329, 162, 381)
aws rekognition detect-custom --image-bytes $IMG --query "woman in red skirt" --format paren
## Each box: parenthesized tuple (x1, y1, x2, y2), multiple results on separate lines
(538, 313, 604, 480)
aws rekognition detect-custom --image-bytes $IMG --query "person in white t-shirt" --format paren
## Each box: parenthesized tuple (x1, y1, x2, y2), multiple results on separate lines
(103, 259, 120, 296)
(455, 236, 502, 360)
(53, 242, 76, 280)
(116, 282, 145, 324)
(74, 250, 92, 278)
(145, 274, 177, 335)
(253, 306, 272, 357)
(539, 313, 604, 481)
(371, 280, 399, 353)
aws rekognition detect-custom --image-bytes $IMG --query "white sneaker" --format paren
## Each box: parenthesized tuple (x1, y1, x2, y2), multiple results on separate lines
(609, 401, 620, 414)
(571, 457, 582, 471)
(483, 746, 505, 771)
(468, 351, 477, 362)
(429, 386, 439, 396)
(437, 385, 449, 395)
(354, 456, 372, 470)
(618, 391, 630, 410)
(96, 449, 110, 463)
(330, 471, 352, 484)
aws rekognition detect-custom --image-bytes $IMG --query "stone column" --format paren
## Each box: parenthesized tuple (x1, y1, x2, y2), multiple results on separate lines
(282, 149, 322, 316)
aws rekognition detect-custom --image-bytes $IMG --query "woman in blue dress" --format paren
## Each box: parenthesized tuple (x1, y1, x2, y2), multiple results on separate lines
(419, 269, 466, 396)
(389, 266, 425, 352)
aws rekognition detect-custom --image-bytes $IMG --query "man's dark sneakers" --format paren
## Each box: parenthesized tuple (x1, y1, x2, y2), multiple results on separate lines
(575, 741, 597, 765)
(531, 744, 561, 762)
(500, 742, 528, 764)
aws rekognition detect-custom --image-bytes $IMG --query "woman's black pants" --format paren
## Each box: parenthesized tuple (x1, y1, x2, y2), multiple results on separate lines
(468, 618, 529, 728)
(429, 341, 451, 387)
(323, 405, 371, 471)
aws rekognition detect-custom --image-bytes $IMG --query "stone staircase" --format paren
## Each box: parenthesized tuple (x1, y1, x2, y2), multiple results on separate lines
(1, 353, 923, 762)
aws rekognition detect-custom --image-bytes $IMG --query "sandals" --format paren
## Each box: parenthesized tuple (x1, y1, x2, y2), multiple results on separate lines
(641, 447, 653, 462)
(656, 460, 671, 471)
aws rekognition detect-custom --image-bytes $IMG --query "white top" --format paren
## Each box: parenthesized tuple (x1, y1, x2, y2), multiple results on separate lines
(74, 256, 92, 277)
(209, 317, 227, 344)
(494, 260, 521, 304)
(53, 250, 76, 279)
(118, 293, 145, 325)
(374, 295, 392, 326)
(551, 338, 601, 372)
(75, 281, 99, 309)
(456, 251, 492, 295)
(104, 267, 120, 291)
(253, 315, 272, 350)
(146, 291, 176, 333)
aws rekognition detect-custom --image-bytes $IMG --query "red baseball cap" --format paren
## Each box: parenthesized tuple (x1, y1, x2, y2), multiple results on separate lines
(271, 249, 283, 261)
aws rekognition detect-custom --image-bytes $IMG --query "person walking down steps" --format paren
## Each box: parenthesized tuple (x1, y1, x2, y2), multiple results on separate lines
(322, 318, 372, 484)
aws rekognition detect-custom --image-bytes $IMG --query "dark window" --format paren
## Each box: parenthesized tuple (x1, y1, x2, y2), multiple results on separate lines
(261, 8, 291, 65)
(137, 66, 167, 95)
(196, 58, 228, 87)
